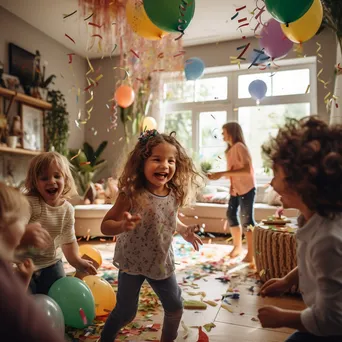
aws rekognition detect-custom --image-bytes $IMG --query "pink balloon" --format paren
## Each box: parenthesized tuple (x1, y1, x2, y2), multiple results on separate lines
(259, 18, 293, 59)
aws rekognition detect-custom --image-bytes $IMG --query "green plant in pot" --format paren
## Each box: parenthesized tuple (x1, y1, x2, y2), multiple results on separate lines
(45, 90, 69, 156)
(68, 141, 108, 198)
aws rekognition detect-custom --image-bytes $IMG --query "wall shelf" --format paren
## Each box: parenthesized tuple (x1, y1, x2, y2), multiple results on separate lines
(0, 87, 52, 110)
(0, 145, 41, 156)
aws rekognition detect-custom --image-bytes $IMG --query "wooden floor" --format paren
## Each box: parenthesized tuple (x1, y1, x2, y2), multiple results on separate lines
(178, 267, 305, 342)
(75, 239, 305, 342)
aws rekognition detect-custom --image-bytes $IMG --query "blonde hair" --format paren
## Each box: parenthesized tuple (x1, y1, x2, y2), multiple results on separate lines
(119, 132, 202, 207)
(25, 152, 77, 199)
(0, 182, 30, 229)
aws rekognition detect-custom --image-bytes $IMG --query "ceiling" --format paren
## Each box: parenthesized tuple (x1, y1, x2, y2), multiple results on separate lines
(0, 0, 271, 58)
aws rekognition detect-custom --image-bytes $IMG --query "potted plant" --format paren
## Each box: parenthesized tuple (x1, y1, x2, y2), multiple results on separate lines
(68, 141, 108, 198)
(45, 90, 69, 155)
(31, 51, 56, 100)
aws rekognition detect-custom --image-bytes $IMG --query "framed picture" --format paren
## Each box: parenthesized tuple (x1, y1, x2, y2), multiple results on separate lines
(9, 43, 35, 88)
(21, 104, 44, 151)
(2, 73, 24, 93)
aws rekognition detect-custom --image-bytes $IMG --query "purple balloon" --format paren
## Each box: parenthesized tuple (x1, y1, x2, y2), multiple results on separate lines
(248, 79, 267, 101)
(259, 18, 293, 59)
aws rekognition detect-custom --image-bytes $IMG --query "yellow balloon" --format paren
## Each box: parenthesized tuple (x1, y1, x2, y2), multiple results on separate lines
(83, 276, 117, 317)
(142, 116, 157, 130)
(126, 0, 168, 40)
(79, 245, 103, 269)
(281, 0, 323, 44)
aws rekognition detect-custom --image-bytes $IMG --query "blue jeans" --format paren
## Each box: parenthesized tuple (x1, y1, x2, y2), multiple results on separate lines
(227, 187, 256, 231)
(29, 260, 65, 295)
(286, 332, 342, 341)
(101, 271, 183, 342)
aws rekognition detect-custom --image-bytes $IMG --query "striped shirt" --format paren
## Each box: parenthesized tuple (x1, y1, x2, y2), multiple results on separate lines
(26, 196, 76, 270)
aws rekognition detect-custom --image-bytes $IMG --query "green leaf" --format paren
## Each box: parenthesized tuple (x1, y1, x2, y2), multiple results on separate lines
(94, 141, 108, 164)
(83, 142, 94, 164)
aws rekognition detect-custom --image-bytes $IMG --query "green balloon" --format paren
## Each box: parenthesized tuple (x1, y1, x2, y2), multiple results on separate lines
(48, 277, 95, 329)
(143, 0, 195, 33)
(265, 0, 313, 24)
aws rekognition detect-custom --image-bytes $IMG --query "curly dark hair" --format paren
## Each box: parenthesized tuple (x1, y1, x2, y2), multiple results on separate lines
(262, 116, 342, 218)
(119, 131, 202, 207)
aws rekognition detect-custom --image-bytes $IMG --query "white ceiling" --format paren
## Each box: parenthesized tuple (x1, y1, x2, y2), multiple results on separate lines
(0, 0, 271, 58)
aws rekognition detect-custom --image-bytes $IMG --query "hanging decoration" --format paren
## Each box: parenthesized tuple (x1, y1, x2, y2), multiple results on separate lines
(143, 0, 196, 33)
(248, 79, 268, 104)
(126, 0, 168, 40)
(184, 57, 205, 81)
(259, 18, 293, 59)
(280, 0, 323, 43)
(265, 0, 313, 25)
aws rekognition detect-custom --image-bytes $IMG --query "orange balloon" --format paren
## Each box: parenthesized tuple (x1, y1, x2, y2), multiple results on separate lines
(83, 276, 117, 317)
(115, 85, 135, 108)
(79, 245, 102, 269)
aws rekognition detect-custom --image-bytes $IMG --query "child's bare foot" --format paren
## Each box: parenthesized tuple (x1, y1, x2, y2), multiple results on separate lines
(229, 245, 243, 258)
(242, 253, 254, 263)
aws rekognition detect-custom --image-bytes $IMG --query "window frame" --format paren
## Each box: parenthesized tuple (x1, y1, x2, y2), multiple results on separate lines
(162, 57, 317, 184)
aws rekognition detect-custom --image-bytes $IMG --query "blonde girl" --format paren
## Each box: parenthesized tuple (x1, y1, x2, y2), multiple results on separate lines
(24, 152, 96, 294)
(0, 182, 64, 341)
(208, 122, 256, 262)
(100, 130, 203, 342)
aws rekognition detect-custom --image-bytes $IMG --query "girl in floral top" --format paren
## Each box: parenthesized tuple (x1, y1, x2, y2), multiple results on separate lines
(100, 130, 203, 342)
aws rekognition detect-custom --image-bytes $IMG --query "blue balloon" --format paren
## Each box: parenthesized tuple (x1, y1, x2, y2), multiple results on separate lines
(184, 57, 205, 81)
(248, 79, 267, 101)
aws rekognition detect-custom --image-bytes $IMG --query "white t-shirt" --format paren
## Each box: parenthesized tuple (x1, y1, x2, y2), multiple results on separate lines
(297, 213, 342, 336)
(27, 196, 76, 270)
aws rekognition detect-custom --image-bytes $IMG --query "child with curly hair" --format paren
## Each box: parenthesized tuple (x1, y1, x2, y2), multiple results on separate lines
(100, 130, 203, 342)
(258, 117, 342, 341)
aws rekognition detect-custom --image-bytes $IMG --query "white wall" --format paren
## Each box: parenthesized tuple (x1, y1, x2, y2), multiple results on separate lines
(0, 6, 87, 185)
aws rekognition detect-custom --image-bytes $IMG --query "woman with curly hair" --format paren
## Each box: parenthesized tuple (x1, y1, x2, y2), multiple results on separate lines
(100, 130, 203, 342)
(258, 117, 342, 341)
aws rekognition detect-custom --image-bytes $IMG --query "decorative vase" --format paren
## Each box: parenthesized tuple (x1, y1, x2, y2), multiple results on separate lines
(6, 135, 18, 149)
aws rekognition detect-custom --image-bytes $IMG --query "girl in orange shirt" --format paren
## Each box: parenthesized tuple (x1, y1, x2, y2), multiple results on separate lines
(208, 122, 256, 262)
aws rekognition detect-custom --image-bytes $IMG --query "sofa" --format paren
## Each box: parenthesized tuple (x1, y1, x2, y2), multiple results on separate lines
(74, 185, 298, 236)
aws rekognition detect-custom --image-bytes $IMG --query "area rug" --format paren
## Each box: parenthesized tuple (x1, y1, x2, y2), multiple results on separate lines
(63, 236, 255, 342)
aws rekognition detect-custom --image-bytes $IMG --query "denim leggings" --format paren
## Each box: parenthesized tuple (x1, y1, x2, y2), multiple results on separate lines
(286, 331, 342, 341)
(101, 271, 183, 342)
(227, 187, 256, 231)
(29, 260, 65, 295)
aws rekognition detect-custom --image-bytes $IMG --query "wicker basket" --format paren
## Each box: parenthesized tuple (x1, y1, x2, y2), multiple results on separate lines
(253, 225, 299, 293)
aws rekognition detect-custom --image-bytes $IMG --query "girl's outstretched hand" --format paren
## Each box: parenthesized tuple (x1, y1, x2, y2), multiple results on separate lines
(181, 225, 203, 251)
(121, 212, 142, 231)
(207, 172, 221, 181)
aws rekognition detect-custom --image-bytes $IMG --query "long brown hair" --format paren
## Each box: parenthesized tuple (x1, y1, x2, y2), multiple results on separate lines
(119, 131, 202, 207)
(222, 122, 246, 151)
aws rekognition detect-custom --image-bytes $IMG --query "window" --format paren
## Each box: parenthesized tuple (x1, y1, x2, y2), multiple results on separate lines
(162, 58, 317, 183)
